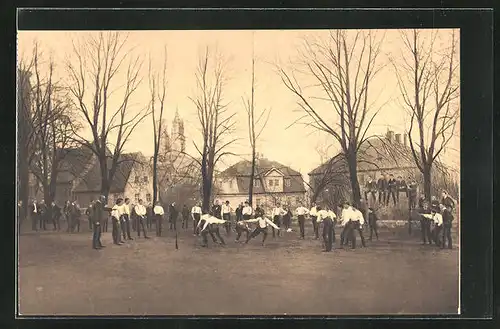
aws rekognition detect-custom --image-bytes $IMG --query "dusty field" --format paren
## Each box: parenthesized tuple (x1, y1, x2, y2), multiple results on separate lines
(18, 221, 459, 316)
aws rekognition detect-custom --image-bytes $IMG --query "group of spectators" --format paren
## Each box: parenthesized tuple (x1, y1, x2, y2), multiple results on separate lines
(364, 174, 419, 208)
(20, 199, 84, 233)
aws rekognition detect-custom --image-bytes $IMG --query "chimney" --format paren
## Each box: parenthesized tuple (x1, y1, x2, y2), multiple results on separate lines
(395, 133, 401, 144)
(386, 130, 395, 143)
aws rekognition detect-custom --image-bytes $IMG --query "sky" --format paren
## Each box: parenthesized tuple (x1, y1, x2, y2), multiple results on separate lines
(17, 29, 460, 179)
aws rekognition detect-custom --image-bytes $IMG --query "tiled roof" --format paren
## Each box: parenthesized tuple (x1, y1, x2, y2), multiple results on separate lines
(220, 158, 305, 194)
(73, 152, 143, 193)
(57, 147, 94, 182)
(308, 136, 418, 176)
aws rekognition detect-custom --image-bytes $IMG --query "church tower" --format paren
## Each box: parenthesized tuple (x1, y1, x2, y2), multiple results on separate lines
(171, 108, 186, 153)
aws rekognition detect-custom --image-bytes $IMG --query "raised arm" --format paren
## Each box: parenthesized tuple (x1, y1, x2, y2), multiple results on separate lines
(265, 218, 280, 230)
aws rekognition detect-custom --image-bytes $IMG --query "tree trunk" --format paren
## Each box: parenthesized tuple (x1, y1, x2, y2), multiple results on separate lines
(423, 163, 432, 201)
(347, 150, 362, 209)
(153, 154, 158, 205)
(248, 149, 256, 206)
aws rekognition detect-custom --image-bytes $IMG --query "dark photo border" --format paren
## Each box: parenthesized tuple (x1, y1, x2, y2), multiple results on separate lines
(2, 4, 495, 329)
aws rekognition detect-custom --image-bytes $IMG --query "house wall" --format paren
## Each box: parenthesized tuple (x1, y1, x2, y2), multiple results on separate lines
(123, 164, 154, 206)
(263, 169, 284, 193)
(218, 177, 239, 194)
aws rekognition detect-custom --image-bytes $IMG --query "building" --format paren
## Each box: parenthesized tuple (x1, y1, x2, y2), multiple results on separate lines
(72, 152, 153, 206)
(216, 155, 307, 209)
(308, 129, 458, 206)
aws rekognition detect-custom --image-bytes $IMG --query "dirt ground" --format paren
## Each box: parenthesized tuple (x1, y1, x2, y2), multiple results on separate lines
(18, 220, 459, 316)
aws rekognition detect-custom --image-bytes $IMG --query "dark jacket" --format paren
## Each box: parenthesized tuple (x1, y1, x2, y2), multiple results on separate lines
(408, 183, 418, 197)
(398, 180, 407, 192)
(52, 204, 62, 218)
(365, 179, 377, 191)
(211, 204, 222, 219)
(169, 204, 178, 221)
(235, 205, 243, 220)
(441, 196, 455, 211)
(93, 200, 104, 224)
(182, 206, 190, 219)
(388, 178, 397, 191)
(377, 178, 388, 191)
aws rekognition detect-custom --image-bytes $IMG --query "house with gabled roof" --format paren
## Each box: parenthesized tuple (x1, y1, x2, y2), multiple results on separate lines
(215, 154, 306, 209)
(71, 152, 153, 207)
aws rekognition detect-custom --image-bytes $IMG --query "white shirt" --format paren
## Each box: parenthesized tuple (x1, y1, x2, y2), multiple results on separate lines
(134, 204, 146, 217)
(153, 205, 164, 215)
(123, 203, 131, 215)
(198, 214, 227, 231)
(340, 207, 364, 226)
(222, 204, 232, 214)
(191, 206, 202, 215)
(242, 205, 253, 216)
(309, 206, 318, 217)
(111, 205, 120, 219)
(244, 217, 279, 229)
(422, 213, 443, 226)
(316, 209, 329, 222)
(32, 202, 37, 213)
(328, 210, 337, 220)
(272, 207, 286, 217)
(296, 206, 309, 216)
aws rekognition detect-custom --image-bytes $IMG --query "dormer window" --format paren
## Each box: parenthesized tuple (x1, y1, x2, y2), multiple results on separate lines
(284, 178, 291, 187)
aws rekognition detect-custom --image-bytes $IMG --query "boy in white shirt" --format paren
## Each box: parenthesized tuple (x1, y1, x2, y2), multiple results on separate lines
(191, 203, 202, 236)
(316, 206, 336, 251)
(197, 214, 226, 247)
(221, 200, 233, 236)
(121, 198, 133, 241)
(271, 203, 286, 238)
(134, 199, 149, 239)
(111, 198, 124, 245)
(242, 216, 280, 246)
(310, 202, 319, 239)
(295, 202, 310, 239)
(242, 201, 253, 220)
(153, 202, 165, 237)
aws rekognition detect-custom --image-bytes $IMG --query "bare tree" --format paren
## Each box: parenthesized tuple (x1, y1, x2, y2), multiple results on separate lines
(148, 46, 168, 205)
(19, 43, 81, 207)
(393, 29, 459, 200)
(65, 32, 149, 199)
(243, 52, 272, 206)
(190, 46, 238, 212)
(277, 30, 385, 208)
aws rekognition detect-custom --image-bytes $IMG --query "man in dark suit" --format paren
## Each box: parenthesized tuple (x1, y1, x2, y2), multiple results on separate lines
(387, 174, 397, 206)
(235, 203, 243, 222)
(364, 176, 377, 203)
(407, 179, 418, 210)
(92, 195, 106, 249)
(377, 174, 387, 205)
(181, 204, 190, 230)
(396, 176, 406, 204)
(211, 200, 222, 219)
(51, 201, 62, 231)
(86, 200, 94, 230)
(169, 202, 178, 231)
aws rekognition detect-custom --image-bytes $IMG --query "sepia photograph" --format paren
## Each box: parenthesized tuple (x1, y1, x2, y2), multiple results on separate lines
(16, 27, 460, 316)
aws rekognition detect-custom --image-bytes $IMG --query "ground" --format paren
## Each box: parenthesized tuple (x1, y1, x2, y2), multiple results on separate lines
(18, 220, 459, 316)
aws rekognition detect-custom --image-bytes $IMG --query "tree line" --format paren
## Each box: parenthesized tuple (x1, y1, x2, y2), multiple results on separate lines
(17, 29, 459, 220)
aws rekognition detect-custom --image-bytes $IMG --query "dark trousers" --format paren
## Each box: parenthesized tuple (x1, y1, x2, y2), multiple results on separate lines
(88, 217, 93, 230)
(132, 216, 137, 231)
(432, 225, 442, 246)
(155, 215, 163, 236)
(272, 216, 281, 237)
(121, 215, 132, 239)
(243, 214, 251, 221)
(31, 214, 38, 231)
(202, 224, 225, 246)
(369, 217, 378, 240)
(52, 215, 61, 231)
(235, 225, 250, 241)
(112, 217, 121, 244)
(137, 216, 148, 237)
(246, 227, 268, 244)
(283, 216, 291, 230)
(322, 219, 334, 251)
(92, 223, 102, 248)
(409, 196, 417, 210)
(340, 221, 353, 247)
(386, 190, 397, 206)
(39, 213, 46, 230)
(223, 213, 231, 235)
(147, 215, 152, 229)
(364, 191, 377, 203)
(298, 215, 305, 238)
(352, 221, 366, 248)
(70, 216, 80, 233)
(378, 191, 386, 204)
(182, 215, 189, 229)
(442, 223, 452, 249)
(193, 214, 200, 235)
(420, 218, 432, 244)
(311, 216, 319, 239)
(103, 217, 109, 232)
(170, 217, 177, 230)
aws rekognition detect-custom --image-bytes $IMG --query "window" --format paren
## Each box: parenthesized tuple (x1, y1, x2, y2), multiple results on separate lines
(274, 179, 279, 186)
(269, 180, 274, 187)
(284, 178, 291, 187)
(146, 193, 152, 203)
(256, 198, 262, 206)
(143, 176, 149, 183)
(135, 194, 140, 203)
(254, 179, 260, 188)
(134, 176, 140, 183)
